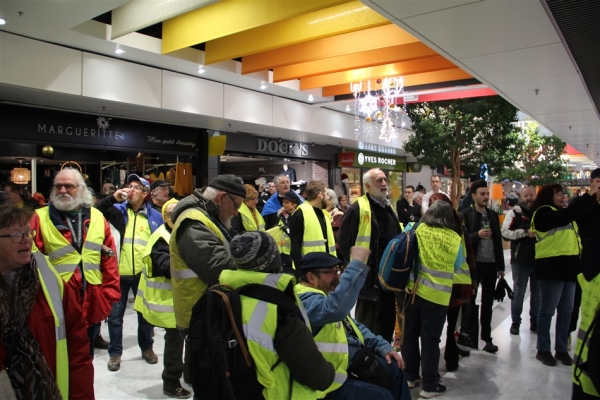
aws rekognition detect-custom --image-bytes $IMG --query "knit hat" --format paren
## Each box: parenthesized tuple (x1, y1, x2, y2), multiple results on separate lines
(209, 174, 246, 198)
(298, 252, 342, 274)
(591, 168, 600, 180)
(341, 173, 349, 180)
(150, 180, 170, 191)
(127, 174, 150, 190)
(230, 231, 282, 273)
(161, 198, 179, 221)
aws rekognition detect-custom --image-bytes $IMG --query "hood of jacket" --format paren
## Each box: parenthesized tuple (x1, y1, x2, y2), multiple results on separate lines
(171, 189, 220, 225)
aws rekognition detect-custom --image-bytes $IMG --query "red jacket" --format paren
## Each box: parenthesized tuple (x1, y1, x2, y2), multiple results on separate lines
(0, 279, 95, 399)
(31, 207, 121, 326)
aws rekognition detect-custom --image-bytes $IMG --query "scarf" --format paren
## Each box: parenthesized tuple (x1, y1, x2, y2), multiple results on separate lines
(0, 257, 62, 400)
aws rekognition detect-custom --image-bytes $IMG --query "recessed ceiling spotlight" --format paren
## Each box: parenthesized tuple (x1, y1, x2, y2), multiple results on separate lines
(0, 18, 6, 25)
(198, 65, 206, 74)
(308, 94, 314, 102)
(345, 104, 351, 112)
(115, 48, 125, 55)
(260, 81, 268, 90)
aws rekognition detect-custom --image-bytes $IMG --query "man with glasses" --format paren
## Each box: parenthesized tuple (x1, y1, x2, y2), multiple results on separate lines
(338, 168, 402, 342)
(149, 180, 172, 213)
(289, 180, 337, 270)
(95, 173, 164, 372)
(296, 250, 410, 400)
(169, 174, 246, 332)
(30, 168, 120, 358)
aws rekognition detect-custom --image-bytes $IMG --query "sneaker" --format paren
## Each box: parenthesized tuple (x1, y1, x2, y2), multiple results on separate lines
(457, 333, 478, 351)
(483, 339, 498, 353)
(530, 322, 537, 333)
(142, 349, 158, 364)
(163, 386, 192, 399)
(107, 355, 121, 371)
(555, 351, 573, 366)
(94, 333, 109, 349)
(536, 351, 557, 366)
(419, 384, 447, 399)
(510, 322, 520, 335)
(408, 378, 422, 389)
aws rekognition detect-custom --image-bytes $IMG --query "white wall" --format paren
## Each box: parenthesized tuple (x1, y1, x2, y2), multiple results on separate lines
(405, 166, 435, 190)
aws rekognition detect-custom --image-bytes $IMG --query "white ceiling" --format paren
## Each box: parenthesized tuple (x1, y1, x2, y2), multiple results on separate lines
(364, 0, 600, 164)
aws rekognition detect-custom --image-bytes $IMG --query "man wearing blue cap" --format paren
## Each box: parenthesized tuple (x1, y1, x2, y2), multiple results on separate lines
(296, 250, 410, 400)
(96, 173, 164, 372)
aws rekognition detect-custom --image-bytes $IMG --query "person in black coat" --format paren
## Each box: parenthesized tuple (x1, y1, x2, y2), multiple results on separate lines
(396, 185, 421, 226)
(461, 179, 504, 353)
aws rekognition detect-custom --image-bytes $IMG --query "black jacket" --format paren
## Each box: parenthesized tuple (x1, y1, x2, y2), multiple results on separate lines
(396, 198, 421, 226)
(461, 207, 505, 271)
(501, 204, 536, 263)
(150, 227, 172, 279)
(338, 196, 401, 301)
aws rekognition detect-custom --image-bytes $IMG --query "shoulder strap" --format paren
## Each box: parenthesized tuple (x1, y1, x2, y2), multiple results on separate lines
(238, 283, 305, 323)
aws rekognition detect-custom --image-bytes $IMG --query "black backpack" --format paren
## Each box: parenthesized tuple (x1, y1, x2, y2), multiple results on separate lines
(187, 282, 304, 400)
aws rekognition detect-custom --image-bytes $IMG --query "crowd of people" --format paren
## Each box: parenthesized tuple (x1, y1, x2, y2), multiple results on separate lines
(0, 167, 599, 400)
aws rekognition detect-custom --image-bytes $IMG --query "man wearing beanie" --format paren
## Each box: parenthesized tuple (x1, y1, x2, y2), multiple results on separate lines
(169, 175, 246, 331)
(296, 250, 410, 400)
(219, 231, 335, 399)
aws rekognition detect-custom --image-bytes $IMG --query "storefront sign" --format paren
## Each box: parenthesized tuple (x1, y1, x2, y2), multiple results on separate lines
(256, 138, 309, 156)
(0, 104, 200, 154)
(338, 150, 406, 172)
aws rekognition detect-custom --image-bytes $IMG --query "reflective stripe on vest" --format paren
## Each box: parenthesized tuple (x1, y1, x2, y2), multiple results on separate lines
(297, 202, 336, 256)
(408, 224, 460, 306)
(532, 205, 581, 259)
(34, 252, 69, 399)
(220, 270, 314, 400)
(572, 273, 600, 396)
(239, 203, 266, 231)
(356, 195, 372, 249)
(134, 224, 176, 328)
(35, 207, 105, 284)
(119, 208, 152, 276)
(170, 207, 223, 329)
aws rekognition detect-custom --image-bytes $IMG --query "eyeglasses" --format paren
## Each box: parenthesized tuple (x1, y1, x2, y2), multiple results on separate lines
(0, 229, 36, 243)
(226, 193, 242, 210)
(54, 183, 79, 191)
(315, 267, 341, 276)
(126, 185, 145, 192)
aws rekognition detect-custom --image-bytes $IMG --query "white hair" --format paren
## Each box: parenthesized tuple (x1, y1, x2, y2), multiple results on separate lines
(362, 168, 382, 188)
(327, 188, 338, 209)
(50, 168, 93, 209)
(203, 186, 223, 201)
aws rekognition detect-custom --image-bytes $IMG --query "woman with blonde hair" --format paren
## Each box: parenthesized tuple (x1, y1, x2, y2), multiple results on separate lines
(232, 184, 266, 233)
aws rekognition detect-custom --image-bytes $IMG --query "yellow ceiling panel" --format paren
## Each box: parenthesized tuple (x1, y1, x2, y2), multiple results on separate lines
(242, 24, 417, 74)
(322, 68, 473, 97)
(272, 42, 438, 82)
(162, 0, 349, 54)
(203, 1, 390, 64)
(300, 56, 459, 90)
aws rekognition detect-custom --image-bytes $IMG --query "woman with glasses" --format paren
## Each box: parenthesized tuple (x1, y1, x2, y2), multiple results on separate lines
(0, 203, 94, 399)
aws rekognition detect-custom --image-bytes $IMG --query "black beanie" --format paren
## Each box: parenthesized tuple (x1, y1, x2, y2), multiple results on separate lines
(230, 231, 282, 273)
(209, 174, 246, 198)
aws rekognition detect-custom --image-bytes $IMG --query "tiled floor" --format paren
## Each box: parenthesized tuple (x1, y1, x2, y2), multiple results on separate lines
(93, 250, 573, 399)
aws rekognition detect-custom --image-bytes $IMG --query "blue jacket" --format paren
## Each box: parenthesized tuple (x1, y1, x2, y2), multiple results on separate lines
(297, 260, 395, 361)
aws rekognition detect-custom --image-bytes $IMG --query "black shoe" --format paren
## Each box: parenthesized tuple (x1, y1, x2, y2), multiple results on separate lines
(555, 351, 573, 366)
(446, 363, 458, 372)
(419, 384, 447, 399)
(483, 339, 498, 353)
(94, 333, 109, 350)
(457, 333, 478, 351)
(536, 351, 557, 366)
(459, 349, 471, 357)
(510, 322, 520, 335)
(163, 386, 192, 399)
(530, 322, 537, 333)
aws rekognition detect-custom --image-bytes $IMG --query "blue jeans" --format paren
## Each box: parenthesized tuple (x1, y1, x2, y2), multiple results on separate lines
(511, 261, 540, 324)
(537, 279, 575, 352)
(108, 273, 154, 356)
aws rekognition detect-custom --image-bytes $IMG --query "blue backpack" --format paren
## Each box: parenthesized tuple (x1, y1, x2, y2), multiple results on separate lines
(378, 223, 420, 292)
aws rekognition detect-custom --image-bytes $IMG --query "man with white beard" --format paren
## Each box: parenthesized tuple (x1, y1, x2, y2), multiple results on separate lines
(169, 174, 246, 331)
(30, 168, 120, 358)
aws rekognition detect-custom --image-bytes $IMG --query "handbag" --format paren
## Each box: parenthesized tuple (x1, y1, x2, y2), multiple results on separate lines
(0, 369, 17, 400)
(457, 302, 479, 350)
(347, 346, 393, 391)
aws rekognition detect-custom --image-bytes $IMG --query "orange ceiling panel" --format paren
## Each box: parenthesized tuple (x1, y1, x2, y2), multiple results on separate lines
(300, 56, 458, 90)
(242, 24, 418, 74)
(322, 68, 474, 97)
(273, 42, 438, 82)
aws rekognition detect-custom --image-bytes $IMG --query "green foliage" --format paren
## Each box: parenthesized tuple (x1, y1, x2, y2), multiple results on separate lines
(497, 121, 568, 186)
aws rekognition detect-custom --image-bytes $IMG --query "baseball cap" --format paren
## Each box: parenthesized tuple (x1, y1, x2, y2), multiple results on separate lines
(127, 174, 150, 190)
(150, 180, 170, 191)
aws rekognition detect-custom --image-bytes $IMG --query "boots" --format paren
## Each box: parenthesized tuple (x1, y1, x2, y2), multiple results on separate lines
(94, 333, 109, 350)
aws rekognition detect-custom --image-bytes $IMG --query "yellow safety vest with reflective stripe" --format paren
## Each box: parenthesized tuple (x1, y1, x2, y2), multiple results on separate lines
(134, 224, 175, 328)
(35, 207, 104, 284)
(355, 195, 403, 251)
(453, 235, 471, 285)
(296, 202, 336, 256)
(295, 284, 365, 398)
(33, 251, 69, 399)
(239, 203, 266, 231)
(170, 208, 225, 329)
(407, 224, 460, 306)
(278, 219, 292, 256)
(531, 205, 581, 259)
(573, 272, 600, 396)
(119, 208, 152, 276)
(219, 270, 315, 400)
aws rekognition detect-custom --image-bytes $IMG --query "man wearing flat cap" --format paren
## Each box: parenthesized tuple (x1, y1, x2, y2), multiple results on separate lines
(219, 231, 335, 399)
(296, 250, 410, 399)
(169, 174, 246, 331)
(149, 180, 172, 213)
(95, 173, 164, 372)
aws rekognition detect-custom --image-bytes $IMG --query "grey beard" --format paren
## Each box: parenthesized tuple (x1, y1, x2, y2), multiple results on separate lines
(53, 195, 82, 212)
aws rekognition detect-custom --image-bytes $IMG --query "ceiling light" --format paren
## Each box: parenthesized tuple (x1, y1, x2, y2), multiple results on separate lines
(260, 81, 268, 90)
(308, 94, 314, 102)
(345, 104, 351, 112)
(115, 48, 126, 55)
(197, 65, 206, 74)
(0, 18, 6, 25)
